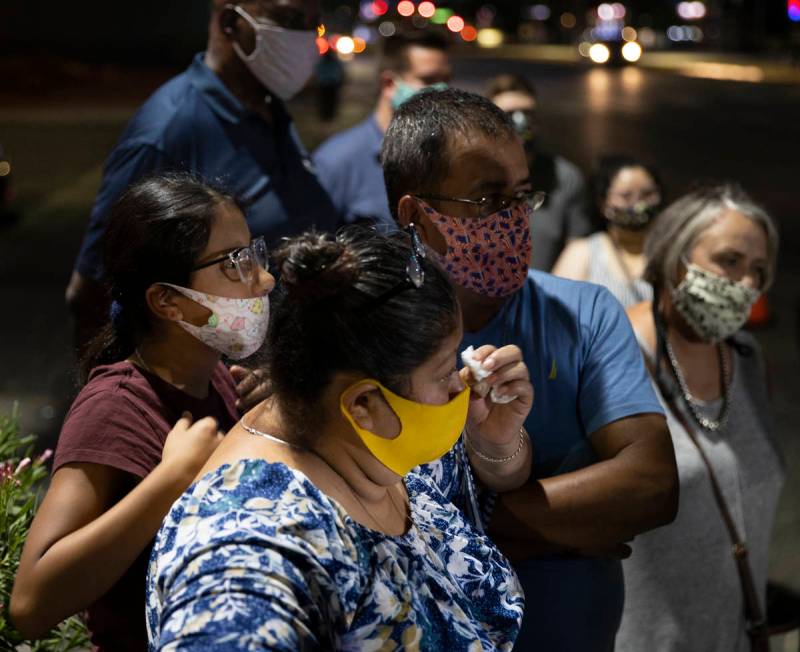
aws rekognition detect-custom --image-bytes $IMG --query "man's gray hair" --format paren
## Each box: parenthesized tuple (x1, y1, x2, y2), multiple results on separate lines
(381, 87, 517, 221)
(644, 183, 779, 293)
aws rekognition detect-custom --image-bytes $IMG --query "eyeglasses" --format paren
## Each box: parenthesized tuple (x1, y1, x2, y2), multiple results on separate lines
(363, 224, 426, 310)
(193, 236, 268, 284)
(416, 189, 546, 218)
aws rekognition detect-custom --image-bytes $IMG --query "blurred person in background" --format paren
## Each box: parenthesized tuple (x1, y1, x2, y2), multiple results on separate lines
(313, 30, 451, 229)
(66, 0, 335, 353)
(11, 175, 274, 651)
(553, 155, 663, 308)
(620, 184, 784, 652)
(487, 73, 591, 271)
(315, 48, 345, 121)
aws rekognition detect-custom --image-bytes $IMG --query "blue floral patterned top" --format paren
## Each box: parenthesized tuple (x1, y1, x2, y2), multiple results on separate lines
(146, 452, 523, 651)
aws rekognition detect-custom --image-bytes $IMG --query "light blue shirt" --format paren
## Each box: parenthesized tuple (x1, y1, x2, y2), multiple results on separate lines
(313, 115, 395, 229)
(461, 270, 664, 651)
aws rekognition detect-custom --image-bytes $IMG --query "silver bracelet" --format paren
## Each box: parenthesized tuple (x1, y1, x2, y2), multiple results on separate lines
(465, 427, 528, 464)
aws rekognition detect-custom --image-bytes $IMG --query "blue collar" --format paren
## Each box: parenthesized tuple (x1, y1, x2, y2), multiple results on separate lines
(186, 53, 290, 126)
(367, 114, 385, 156)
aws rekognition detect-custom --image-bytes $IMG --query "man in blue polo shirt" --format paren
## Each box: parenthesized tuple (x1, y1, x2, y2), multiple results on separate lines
(312, 30, 450, 229)
(382, 88, 679, 651)
(66, 0, 336, 350)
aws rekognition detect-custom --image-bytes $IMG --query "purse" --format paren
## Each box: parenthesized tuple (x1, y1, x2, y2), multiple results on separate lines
(662, 389, 769, 651)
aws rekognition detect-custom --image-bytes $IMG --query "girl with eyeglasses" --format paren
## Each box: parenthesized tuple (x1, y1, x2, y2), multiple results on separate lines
(147, 228, 533, 651)
(10, 173, 274, 651)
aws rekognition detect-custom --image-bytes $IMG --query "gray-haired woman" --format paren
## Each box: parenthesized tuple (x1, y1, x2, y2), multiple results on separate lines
(617, 184, 785, 652)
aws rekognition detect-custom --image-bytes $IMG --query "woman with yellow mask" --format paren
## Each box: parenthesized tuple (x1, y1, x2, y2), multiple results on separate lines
(146, 227, 533, 651)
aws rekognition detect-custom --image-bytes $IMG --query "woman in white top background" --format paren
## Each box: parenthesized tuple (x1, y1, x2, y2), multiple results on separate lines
(553, 155, 663, 307)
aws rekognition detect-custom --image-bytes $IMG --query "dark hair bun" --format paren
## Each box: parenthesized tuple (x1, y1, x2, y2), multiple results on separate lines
(275, 232, 360, 301)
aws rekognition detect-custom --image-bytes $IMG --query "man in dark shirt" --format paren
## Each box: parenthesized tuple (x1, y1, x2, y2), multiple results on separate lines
(487, 73, 592, 271)
(66, 0, 336, 350)
(313, 30, 451, 229)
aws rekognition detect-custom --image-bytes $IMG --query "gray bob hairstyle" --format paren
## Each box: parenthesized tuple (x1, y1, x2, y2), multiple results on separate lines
(644, 183, 779, 293)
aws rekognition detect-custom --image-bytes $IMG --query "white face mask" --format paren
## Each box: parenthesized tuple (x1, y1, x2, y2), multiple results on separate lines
(229, 5, 318, 101)
(671, 262, 759, 343)
(162, 283, 269, 360)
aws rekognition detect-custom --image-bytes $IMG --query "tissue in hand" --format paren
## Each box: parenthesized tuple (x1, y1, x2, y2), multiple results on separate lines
(460, 345, 518, 405)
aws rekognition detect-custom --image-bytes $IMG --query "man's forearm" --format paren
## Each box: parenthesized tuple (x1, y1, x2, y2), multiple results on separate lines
(489, 432, 678, 552)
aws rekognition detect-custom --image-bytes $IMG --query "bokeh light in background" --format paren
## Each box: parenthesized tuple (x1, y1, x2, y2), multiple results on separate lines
(476, 27, 504, 48)
(353, 25, 372, 42)
(372, 0, 389, 17)
(597, 4, 614, 21)
(336, 36, 355, 55)
(353, 37, 367, 53)
(677, 1, 707, 20)
(461, 25, 478, 42)
(621, 41, 642, 62)
(378, 20, 396, 36)
(621, 26, 638, 42)
(560, 12, 576, 29)
(418, 1, 436, 19)
(316, 37, 329, 54)
(788, 0, 800, 21)
(397, 1, 415, 17)
(531, 4, 550, 21)
(446, 15, 465, 33)
(589, 43, 611, 63)
(432, 7, 453, 24)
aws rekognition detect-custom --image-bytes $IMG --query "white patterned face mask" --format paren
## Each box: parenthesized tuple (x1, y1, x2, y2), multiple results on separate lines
(229, 4, 318, 101)
(161, 283, 269, 359)
(671, 262, 759, 343)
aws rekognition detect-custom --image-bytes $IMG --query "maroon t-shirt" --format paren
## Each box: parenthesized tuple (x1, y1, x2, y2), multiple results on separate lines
(53, 361, 240, 652)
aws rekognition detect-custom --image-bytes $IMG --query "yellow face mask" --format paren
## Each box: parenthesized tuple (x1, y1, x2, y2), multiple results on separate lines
(340, 379, 470, 477)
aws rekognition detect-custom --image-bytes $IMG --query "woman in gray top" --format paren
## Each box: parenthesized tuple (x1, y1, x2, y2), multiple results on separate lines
(619, 184, 785, 652)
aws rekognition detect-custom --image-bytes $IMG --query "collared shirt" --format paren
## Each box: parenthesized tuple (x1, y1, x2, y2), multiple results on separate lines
(460, 269, 664, 652)
(76, 53, 337, 281)
(312, 115, 395, 229)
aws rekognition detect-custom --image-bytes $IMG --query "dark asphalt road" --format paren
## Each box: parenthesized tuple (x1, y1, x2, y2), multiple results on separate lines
(1, 55, 798, 592)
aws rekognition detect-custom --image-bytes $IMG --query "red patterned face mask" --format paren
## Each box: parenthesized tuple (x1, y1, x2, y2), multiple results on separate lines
(419, 200, 532, 298)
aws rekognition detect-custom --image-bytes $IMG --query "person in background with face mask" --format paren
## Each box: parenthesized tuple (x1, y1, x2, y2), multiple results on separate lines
(10, 174, 275, 651)
(66, 0, 335, 361)
(553, 155, 663, 308)
(382, 88, 679, 652)
(147, 228, 532, 650)
(619, 184, 784, 652)
(487, 74, 592, 272)
(313, 30, 451, 229)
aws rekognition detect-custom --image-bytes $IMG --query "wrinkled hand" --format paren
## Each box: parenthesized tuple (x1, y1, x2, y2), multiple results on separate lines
(461, 345, 533, 448)
(160, 412, 224, 485)
(230, 365, 272, 412)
